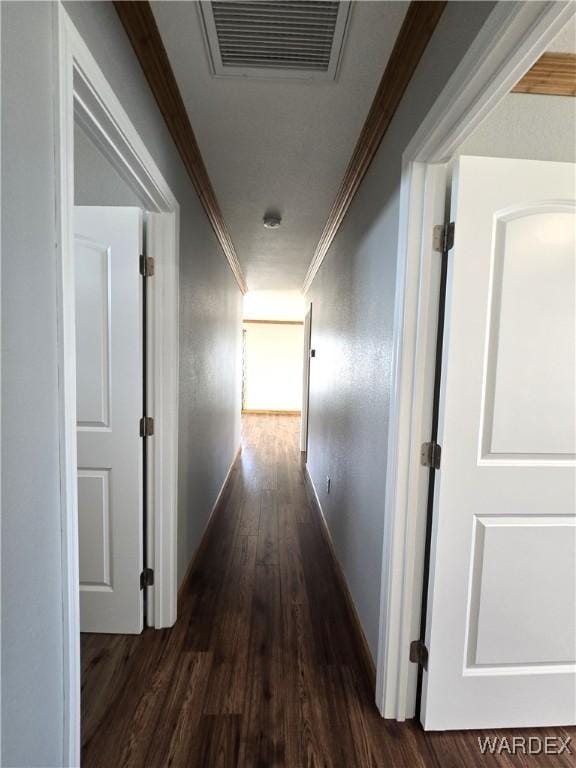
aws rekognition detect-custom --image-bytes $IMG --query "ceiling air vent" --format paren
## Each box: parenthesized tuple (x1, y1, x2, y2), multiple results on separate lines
(198, 1, 352, 81)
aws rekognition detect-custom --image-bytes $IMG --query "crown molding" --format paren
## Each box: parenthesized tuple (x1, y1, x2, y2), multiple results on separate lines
(114, 1, 248, 293)
(302, 2, 446, 294)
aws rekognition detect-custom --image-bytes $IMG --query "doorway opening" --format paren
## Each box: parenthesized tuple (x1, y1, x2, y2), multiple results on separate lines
(55, 9, 180, 763)
(74, 203, 147, 633)
(300, 303, 313, 457)
(376, 1, 576, 729)
(241, 290, 307, 431)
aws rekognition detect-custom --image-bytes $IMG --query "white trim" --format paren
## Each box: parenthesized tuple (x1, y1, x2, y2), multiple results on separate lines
(54, 9, 81, 763)
(55, 5, 180, 764)
(376, 0, 576, 720)
(145, 212, 180, 628)
(300, 303, 312, 453)
(377, 161, 448, 718)
(406, 2, 575, 165)
(0, 2, 3, 759)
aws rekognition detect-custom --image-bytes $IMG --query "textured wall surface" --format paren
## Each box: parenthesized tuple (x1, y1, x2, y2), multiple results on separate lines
(2, 5, 65, 765)
(75, 123, 142, 206)
(306, 2, 496, 659)
(459, 92, 576, 162)
(2, 3, 241, 765)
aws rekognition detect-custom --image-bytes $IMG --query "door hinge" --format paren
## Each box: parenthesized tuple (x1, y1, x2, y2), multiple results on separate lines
(421, 441, 441, 469)
(433, 222, 455, 253)
(410, 639, 429, 669)
(140, 567, 154, 589)
(140, 255, 155, 277)
(140, 416, 154, 437)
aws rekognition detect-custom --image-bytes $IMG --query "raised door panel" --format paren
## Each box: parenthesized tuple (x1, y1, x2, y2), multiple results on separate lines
(467, 516, 576, 668)
(78, 470, 112, 590)
(75, 237, 111, 429)
(481, 206, 576, 461)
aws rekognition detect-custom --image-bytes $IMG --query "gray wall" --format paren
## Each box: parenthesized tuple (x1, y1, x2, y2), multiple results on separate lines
(75, 123, 142, 206)
(2, 5, 65, 765)
(459, 92, 576, 162)
(2, 3, 241, 766)
(305, 2, 496, 660)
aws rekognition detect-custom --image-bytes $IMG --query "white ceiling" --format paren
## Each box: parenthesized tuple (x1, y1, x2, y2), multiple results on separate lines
(151, 1, 408, 289)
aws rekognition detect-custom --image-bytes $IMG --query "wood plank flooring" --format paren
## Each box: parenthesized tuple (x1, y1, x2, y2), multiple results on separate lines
(81, 415, 575, 767)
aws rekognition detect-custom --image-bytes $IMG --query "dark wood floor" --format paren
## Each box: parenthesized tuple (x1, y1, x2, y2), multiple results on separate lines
(82, 415, 575, 767)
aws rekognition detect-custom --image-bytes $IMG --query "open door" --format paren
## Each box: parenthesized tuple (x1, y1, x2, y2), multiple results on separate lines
(421, 157, 576, 729)
(75, 206, 145, 634)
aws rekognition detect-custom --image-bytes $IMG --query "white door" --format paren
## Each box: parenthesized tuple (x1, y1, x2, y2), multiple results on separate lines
(422, 157, 576, 729)
(75, 206, 144, 634)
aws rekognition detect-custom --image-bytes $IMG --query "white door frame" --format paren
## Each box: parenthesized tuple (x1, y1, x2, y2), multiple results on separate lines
(376, 1, 576, 720)
(54, 5, 180, 764)
(300, 302, 312, 453)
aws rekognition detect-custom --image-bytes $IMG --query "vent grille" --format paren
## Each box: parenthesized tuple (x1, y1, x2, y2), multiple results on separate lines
(199, 1, 351, 80)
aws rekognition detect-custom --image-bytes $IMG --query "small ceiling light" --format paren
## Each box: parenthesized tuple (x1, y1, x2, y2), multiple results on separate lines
(263, 213, 282, 230)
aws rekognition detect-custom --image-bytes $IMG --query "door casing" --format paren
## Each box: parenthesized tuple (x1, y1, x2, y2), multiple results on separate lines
(300, 303, 312, 454)
(55, 6, 180, 764)
(375, 1, 576, 721)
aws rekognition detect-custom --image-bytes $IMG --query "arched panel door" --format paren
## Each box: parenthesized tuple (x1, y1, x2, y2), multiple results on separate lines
(422, 157, 575, 729)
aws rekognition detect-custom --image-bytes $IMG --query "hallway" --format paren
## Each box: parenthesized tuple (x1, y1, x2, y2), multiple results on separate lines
(3, 3, 576, 763)
(80, 415, 575, 768)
